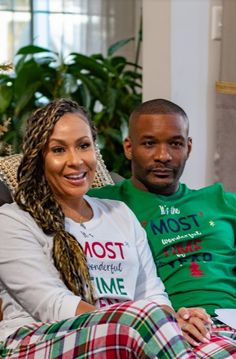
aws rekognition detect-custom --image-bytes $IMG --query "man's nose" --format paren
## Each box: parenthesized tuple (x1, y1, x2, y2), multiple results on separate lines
(154, 144, 172, 162)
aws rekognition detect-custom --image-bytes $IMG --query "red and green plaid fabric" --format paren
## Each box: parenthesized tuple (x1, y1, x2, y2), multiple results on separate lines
(193, 325, 236, 358)
(0, 300, 236, 358)
(0, 300, 194, 358)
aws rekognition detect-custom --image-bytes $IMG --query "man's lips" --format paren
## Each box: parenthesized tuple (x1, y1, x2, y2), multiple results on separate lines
(148, 167, 173, 177)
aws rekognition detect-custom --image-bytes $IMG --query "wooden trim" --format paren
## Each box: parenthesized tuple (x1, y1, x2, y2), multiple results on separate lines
(216, 81, 236, 95)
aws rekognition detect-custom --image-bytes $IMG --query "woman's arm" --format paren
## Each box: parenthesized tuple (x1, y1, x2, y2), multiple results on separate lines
(0, 205, 82, 322)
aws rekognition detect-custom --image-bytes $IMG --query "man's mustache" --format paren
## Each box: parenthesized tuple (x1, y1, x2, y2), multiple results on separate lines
(147, 165, 175, 172)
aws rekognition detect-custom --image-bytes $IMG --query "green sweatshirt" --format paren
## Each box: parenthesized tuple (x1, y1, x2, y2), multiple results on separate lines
(89, 180, 236, 316)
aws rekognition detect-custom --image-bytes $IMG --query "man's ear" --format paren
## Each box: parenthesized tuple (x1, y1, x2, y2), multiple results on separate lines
(123, 137, 132, 160)
(187, 137, 192, 158)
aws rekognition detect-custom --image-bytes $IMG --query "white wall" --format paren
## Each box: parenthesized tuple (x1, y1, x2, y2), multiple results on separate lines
(142, 0, 222, 188)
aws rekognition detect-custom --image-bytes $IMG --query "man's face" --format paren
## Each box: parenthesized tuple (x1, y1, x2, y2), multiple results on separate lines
(124, 113, 192, 195)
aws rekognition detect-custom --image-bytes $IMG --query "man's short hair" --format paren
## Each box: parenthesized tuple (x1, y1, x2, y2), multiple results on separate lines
(129, 98, 188, 122)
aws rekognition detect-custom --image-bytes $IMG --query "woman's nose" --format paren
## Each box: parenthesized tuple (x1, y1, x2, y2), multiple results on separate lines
(67, 150, 83, 165)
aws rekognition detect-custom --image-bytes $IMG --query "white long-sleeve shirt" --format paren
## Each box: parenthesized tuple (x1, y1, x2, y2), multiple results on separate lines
(0, 196, 171, 340)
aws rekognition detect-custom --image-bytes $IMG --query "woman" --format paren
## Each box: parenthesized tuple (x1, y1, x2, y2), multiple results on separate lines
(0, 98, 197, 358)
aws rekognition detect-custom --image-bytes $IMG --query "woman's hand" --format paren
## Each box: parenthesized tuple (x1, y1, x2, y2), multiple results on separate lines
(175, 307, 213, 347)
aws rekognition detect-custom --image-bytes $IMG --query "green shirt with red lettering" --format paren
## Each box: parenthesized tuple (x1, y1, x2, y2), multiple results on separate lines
(89, 180, 236, 316)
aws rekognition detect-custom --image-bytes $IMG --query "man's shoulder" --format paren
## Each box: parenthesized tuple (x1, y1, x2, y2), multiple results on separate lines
(88, 179, 129, 201)
(184, 182, 236, 203)
(183, 182, 224, 194)
(193, 182, 234, 195)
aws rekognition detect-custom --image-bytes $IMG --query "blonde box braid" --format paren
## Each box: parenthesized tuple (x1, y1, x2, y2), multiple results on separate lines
(14, 98, 96, 305)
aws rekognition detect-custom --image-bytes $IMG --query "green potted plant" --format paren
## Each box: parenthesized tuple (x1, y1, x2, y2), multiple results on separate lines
(0, 39, 142, 177)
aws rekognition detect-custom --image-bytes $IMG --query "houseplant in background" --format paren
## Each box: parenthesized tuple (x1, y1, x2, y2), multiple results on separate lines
(0, 39, 142, 177)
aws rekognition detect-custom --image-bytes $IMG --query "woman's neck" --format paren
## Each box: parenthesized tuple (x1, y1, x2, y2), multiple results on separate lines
(59, 197, 93, 224)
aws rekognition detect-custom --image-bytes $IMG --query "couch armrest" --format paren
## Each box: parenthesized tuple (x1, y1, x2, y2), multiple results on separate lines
(0, 179, 13, 206)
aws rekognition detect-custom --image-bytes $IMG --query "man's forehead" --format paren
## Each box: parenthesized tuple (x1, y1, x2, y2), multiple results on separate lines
(129, 113, 188, 134)
(136, 112, 185, 121)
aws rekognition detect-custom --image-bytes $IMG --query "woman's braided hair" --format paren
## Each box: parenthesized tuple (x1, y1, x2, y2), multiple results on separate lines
(15, 98, 96, 305)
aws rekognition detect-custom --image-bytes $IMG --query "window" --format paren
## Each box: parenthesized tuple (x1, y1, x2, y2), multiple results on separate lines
(0, 0, 141, 64)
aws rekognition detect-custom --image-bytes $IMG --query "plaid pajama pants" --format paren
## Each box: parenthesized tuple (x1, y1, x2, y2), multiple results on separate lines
(192, 325, 236, 358)
(0, 300, 194, 359)
(0, 301, 235, 359)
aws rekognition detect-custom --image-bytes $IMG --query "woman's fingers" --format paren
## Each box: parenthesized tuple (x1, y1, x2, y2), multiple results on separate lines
(180, 318, 211, 346)
(176, 308, 213, 346)
(177, 306, 213, 323)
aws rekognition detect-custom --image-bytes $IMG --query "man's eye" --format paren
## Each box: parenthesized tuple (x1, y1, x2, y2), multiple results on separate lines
(143, 141, 155, 147)
(171, 141, 183, 148)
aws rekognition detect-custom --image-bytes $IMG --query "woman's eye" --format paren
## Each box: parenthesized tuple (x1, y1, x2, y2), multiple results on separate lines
(51, 147, 65, 153)
(79, 142, 91, 150)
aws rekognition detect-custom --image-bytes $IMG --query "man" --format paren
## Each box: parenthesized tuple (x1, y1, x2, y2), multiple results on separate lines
(89, 98, 236, 355)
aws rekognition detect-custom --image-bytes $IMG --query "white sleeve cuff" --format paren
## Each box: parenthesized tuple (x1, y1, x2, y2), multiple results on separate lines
(58, 293, 81, 320)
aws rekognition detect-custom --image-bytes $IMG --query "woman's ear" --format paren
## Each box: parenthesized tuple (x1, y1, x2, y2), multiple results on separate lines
(123, 137, 133, 160)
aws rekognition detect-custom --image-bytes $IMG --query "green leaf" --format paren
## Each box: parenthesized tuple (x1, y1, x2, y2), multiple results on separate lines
(36, 55, 58, 65)
(69, 54, 108, 81)
(14, 55, 27, 75)
(0, 84, 13, 113)
(105, 127, 122, 142)
(108, 37, 134, 57)
(14, 60, 43, 96)
(73, 83, 92, 109)
(14, 81, 41, 116)
(109, 56, 127, 72)
(91, 53, 105, 61)
(123, 70, 142, 79)
(16, 45, 56, 55)
(77, 73, 102, 100)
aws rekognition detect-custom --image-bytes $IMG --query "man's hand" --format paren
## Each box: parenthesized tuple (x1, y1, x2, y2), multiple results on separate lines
(176, 307, 213, 347)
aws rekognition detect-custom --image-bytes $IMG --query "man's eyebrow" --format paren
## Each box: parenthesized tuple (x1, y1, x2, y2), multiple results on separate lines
(170, 135, 185, 139)
(139, 134, 156, 139)
(139, 134, 185, 140)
